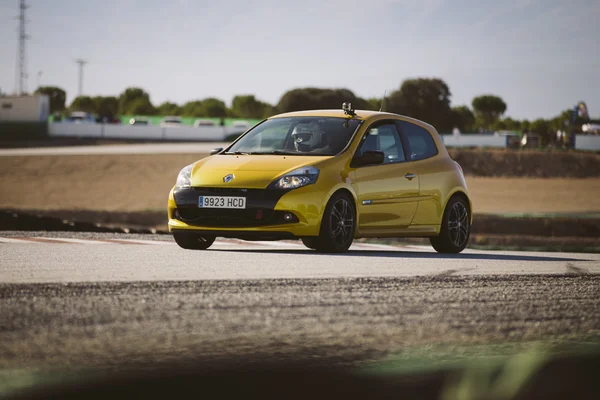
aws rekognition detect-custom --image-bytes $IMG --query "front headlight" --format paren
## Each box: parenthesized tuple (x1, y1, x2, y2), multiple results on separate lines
(176, 164, 193, 188)
(269, 166, 319, 190)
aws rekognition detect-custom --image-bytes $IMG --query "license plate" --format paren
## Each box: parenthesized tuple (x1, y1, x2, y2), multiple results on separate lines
(198, 196, 246, 209)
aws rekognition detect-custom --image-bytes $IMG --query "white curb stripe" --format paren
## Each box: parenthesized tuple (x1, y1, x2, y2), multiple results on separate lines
(32, 237, 113, 245)
(0, 237, 35, 244)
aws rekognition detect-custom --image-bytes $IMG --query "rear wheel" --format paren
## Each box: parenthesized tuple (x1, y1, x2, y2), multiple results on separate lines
(173, 232, 216, 250)
(315, 192, 356, 253)
(430, 196, 470, 253)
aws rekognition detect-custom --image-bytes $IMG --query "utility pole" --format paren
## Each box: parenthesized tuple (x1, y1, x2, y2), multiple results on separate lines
(16, 0, 30, 95)
(75, 59, 88, 97)
(36, 70, 43, 89)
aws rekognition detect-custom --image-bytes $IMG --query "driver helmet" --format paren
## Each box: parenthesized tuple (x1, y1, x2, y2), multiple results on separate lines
(291, 123, 326, 151)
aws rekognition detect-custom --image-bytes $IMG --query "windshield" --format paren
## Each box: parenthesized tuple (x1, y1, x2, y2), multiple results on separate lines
(226, 117, 362, 156)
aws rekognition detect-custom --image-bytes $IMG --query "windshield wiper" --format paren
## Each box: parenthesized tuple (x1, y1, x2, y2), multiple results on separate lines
(224, 151, 249, 155)
(250, 150, 300, 155)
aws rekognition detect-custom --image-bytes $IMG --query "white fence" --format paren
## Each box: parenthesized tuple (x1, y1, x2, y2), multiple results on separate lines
(105, 125, 163, 140)
(49, 123, 102, 138)
(49, 123, 245, 141)
(575, 135, 600, 152)
(441, 134, 508, 148)
(164, 126, 227, 141)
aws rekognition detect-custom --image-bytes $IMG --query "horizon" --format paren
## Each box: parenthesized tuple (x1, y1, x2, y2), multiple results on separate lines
(0, 0, 598, 120)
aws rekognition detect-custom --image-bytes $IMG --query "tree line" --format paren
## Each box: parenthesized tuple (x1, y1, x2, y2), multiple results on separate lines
(35, 78, 592, 141)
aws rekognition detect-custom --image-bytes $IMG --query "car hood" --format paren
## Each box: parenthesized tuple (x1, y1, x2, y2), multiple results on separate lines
(190, 155, 331, 188)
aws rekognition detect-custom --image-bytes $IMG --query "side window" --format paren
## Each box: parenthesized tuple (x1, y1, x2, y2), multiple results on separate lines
(357, 122, 405, 163)
(397, 121, 438, 161)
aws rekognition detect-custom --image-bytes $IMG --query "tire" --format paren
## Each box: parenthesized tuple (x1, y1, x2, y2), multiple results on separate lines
(173, 232, 216, 250)
(430, 196, 470, 254)
(315, 192, 356, 253)
(301, 237, 318, 249)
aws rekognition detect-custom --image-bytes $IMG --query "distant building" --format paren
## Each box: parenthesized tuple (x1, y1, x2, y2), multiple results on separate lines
(0, 94, 50, 122)
(582, 123, 600, 134)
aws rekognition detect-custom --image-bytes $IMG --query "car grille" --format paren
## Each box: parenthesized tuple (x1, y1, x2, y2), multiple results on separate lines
(174, 187, 288, 216)
(174, 208, 297, 228)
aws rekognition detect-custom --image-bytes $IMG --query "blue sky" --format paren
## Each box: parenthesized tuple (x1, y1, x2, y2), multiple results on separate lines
(0, 0, 598, 120)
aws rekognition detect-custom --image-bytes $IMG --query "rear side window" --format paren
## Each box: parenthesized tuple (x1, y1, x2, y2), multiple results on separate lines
(397, 121, 438, 161)
(357, 122, 405, 163)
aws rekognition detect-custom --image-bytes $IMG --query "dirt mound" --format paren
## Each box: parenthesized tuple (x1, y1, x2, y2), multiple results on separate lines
(449, 149, 600, 178)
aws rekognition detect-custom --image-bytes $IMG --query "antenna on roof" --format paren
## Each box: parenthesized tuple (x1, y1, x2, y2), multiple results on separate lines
(379, 90, 387, 112)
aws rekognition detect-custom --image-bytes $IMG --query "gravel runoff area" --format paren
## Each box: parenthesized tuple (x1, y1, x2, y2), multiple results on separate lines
(1, 275, 598, 373)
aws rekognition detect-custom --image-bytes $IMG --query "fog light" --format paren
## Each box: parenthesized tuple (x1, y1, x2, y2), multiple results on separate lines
(283, 213, 294, 222)
(173, 209, 181, 220)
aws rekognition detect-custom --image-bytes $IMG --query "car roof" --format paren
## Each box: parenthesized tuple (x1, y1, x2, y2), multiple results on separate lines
(271, 109, 379, 120)
(269, 109, 436, 130)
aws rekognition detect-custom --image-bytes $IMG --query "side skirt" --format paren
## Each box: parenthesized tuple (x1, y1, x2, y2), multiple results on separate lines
(356, 224, 440, 238)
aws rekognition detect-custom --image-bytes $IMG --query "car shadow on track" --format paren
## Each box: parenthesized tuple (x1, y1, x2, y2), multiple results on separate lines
(210, 249, 592, 262)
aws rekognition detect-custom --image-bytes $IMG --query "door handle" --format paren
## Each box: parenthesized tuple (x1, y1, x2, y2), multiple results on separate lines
(404, 173, 416, 180)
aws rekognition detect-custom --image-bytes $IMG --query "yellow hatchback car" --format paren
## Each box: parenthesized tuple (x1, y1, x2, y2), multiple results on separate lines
(168, 104, 471, 253)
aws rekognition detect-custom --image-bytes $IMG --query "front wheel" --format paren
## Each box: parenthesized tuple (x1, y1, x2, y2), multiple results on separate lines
(173, 232, 216, 250)
(430, 196, 470, 253)
(315, 193, 356, 253)
(301, 237, 318, 250)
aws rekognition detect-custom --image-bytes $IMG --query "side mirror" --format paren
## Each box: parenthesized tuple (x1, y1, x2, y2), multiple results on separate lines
(353, 150, 385, 167)
(210, 147, 223, 155)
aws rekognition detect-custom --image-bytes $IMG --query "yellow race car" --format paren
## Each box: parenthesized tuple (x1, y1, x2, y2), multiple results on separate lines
(168, 104, 471, 253)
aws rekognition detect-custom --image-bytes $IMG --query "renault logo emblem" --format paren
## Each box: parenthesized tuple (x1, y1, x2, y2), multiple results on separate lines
(223, 173, 235, 183)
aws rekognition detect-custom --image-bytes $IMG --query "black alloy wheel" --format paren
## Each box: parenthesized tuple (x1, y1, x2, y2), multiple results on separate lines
(315, 193, 355, 253)
(430, 196, 470, 254)
(173, 232, 216, 250)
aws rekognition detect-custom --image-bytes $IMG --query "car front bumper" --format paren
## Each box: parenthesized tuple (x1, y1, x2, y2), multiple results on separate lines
(167, 185, 328, 238)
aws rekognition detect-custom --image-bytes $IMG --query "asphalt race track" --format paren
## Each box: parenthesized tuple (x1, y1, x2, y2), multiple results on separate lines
(1, 232, 600, 282)
(1, 231, 599, 393)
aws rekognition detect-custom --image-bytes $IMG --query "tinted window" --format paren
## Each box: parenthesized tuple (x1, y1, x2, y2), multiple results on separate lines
(397, 121, 438, 161)
(357, 122, 405, 163)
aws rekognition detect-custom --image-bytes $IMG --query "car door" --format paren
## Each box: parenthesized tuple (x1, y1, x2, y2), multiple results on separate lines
(351, 120, 419, 233)
(395, 120, 446, 226)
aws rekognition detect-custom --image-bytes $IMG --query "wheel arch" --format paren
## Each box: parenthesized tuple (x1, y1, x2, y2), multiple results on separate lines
(329, 187, 357, 213)
(443, 189, 472, 223)
(320, 186, 359, 236)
